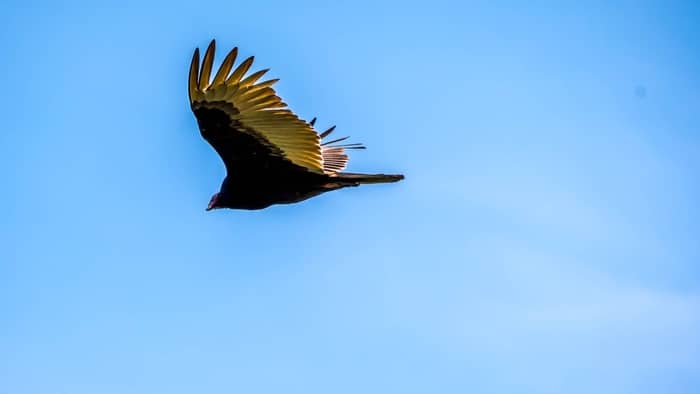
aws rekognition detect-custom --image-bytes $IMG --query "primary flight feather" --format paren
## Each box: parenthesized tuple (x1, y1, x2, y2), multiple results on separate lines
(188, 39, 404, 210)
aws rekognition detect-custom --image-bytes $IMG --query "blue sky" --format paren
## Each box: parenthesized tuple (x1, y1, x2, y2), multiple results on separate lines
(2, 1, 699, 393)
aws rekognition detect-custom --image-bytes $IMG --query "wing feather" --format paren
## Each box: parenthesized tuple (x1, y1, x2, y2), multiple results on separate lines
(226, 56, 255, 85)
(211, 47, 237, 87)
(189, 40, 325, 174)
(198, 40, 216, 91)
(188, 48, 200, 103)
(239, 69, 269, 87)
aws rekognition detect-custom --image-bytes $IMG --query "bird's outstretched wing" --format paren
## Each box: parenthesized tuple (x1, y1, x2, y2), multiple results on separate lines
(189, 40, 325, 177)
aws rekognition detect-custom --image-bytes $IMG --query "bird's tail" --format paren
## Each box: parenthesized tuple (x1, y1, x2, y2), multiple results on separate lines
(335, 172, 405, 185)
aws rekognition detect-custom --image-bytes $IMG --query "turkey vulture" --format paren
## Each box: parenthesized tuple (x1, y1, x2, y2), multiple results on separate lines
(188, 40, 404, 210)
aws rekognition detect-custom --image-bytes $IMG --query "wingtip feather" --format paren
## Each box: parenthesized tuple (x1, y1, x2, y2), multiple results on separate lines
(319, 125, 336, 139)
(198, 40, 216, 91)
(188, 47, 200, 103)
(212, 46, 238, 87)
(227, 55, 255, 84)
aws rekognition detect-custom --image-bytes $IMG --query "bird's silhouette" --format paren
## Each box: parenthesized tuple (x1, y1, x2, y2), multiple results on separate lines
(189, 40, 404, 210)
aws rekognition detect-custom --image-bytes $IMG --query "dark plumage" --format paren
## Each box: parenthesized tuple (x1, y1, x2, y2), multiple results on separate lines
(188, 40, 404, 210)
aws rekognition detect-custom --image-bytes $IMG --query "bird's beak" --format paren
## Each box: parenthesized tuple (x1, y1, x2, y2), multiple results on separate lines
(207, 192, 220, 211)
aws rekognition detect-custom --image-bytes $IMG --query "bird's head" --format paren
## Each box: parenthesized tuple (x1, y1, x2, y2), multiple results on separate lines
(206, 192, 221, 211)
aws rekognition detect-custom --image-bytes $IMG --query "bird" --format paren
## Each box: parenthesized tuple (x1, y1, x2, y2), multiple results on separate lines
(188, 40, 404, 210)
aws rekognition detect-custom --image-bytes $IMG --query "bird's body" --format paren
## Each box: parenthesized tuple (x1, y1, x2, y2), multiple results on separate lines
(188, 40, 403, 210)
(216, 172, 402, 210)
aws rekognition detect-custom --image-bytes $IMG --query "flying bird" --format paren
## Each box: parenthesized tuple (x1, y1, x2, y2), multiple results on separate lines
(188, 40, 404, 210)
